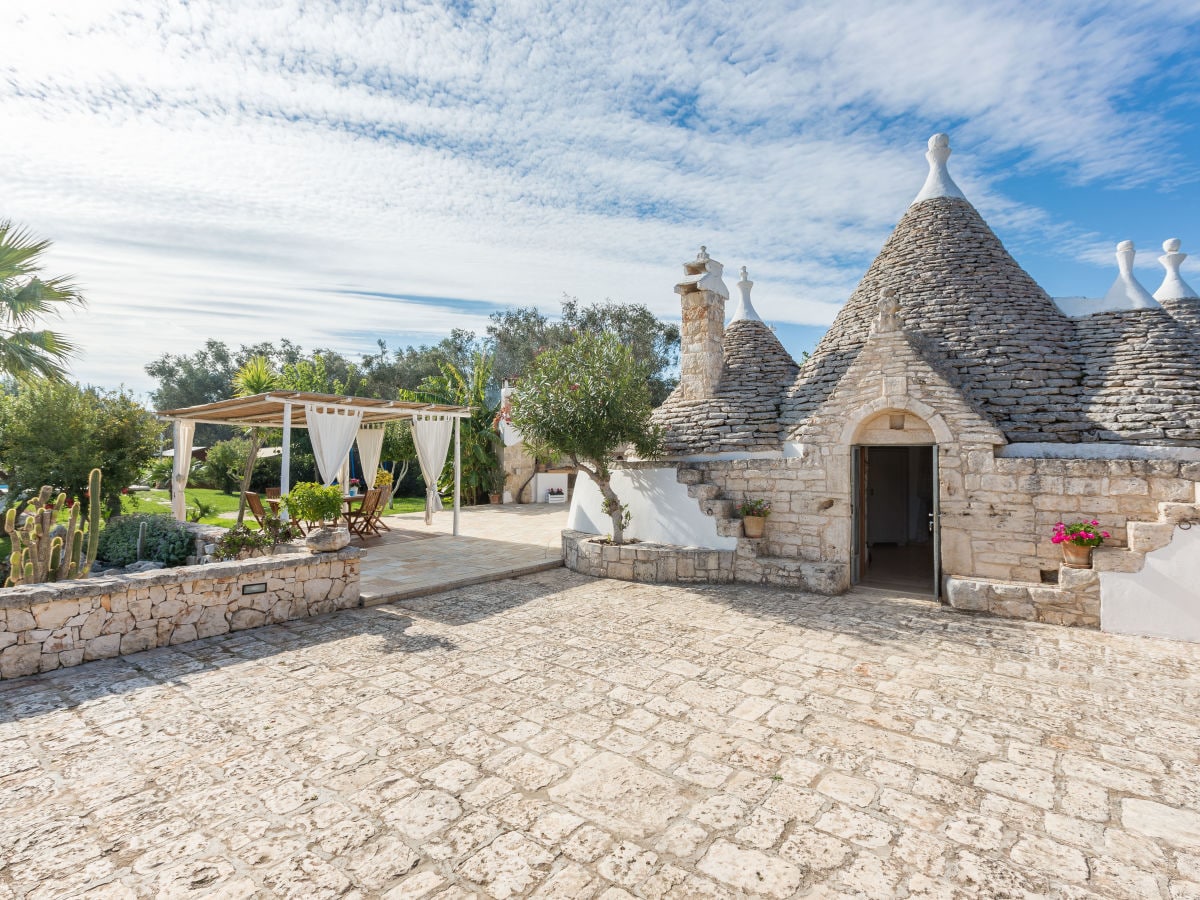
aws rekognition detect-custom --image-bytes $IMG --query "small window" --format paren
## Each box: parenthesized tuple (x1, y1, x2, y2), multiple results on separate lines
(888, 414, 906, 430)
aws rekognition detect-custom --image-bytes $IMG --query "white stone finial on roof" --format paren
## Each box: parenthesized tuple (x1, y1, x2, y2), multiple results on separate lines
(1154, 238, 1199, 301)
(730, 266, 762, 323)
(911, 132, 967, 206)
(1102, 241, 1160, 310)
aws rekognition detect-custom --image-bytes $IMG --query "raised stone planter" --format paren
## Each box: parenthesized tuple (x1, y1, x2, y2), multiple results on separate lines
(0, 547, 364, 680)
(563, 530, 734, 584)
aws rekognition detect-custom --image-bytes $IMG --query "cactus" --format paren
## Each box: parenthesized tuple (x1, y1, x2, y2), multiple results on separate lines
(4, 468, 102, 587)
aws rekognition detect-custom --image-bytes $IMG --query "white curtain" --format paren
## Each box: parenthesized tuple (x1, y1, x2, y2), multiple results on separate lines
(305, 403, 363, 486)
(412, 414, 453, 525)
(357, 424, 386, 492)
(171, 419, 195, 522)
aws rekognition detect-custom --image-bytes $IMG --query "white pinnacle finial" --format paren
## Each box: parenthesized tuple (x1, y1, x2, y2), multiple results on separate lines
(1154, 238, 1199, 301)
(730, 266, 762, 323)
(1102, 241, 1159, 310)
(911, 132, 967, 205)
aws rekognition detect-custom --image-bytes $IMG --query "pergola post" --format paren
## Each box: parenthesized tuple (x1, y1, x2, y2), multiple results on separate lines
(453, 416, 461, 536)
(280, 401, 292, 520)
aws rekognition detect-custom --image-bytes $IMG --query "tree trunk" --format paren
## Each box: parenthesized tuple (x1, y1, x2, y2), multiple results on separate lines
(235, 429, 262, 526)
(595, 476, 625, 545)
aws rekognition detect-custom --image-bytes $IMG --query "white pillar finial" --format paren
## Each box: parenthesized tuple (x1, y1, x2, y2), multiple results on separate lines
(1102, 241, 1160, 310)
(1154, 238, 1199, 301)
(912, 132, 967, 205)
(730, 265, 762, 323)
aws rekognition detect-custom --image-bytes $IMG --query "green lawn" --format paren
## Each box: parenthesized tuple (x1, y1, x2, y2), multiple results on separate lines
(123, 489, 426, 528)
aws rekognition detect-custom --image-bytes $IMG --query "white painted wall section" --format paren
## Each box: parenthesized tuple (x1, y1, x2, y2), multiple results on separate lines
(1101, 527, 1200, 643)
(567, 468, 737, 550)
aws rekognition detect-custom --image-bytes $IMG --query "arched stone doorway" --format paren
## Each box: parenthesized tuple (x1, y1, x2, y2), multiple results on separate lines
(849, 410, 940, 595)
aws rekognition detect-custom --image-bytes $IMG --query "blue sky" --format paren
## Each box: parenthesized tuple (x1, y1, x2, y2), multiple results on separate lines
(2, 0, 1198, 395)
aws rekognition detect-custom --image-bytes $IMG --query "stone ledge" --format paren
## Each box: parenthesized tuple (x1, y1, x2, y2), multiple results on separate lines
(0, 547, 365, 609)
(946, 573, 1099, 628)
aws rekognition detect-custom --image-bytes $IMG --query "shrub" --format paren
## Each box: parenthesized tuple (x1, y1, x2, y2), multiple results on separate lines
(97, 514, 191, 567)
(283, 482, 344, 525)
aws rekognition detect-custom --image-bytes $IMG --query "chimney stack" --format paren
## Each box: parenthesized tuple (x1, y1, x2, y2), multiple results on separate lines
(676, 246, 729, 400)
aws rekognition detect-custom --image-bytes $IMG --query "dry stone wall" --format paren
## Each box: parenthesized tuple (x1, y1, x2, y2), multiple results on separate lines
(0, 548, 363, 680)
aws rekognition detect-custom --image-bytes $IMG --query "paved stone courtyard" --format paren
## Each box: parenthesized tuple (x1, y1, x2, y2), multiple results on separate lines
(3, 571, 1200, 899)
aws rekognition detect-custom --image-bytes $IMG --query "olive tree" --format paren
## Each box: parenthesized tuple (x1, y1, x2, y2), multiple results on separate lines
(509, 333, 661, 544)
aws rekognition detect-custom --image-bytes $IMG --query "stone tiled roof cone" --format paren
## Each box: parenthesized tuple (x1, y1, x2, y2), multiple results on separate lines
(655, 133, 1200, 455)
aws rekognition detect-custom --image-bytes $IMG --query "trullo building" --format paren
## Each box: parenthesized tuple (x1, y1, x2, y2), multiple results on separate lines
(567, 134, 1200, 642)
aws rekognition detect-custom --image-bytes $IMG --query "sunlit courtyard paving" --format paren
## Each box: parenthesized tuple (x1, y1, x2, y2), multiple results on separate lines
(4, 569, 1200, 899)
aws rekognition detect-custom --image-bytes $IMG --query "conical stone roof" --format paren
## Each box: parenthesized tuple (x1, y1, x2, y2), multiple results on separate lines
(655, 315, 799, 456)
(782, 195, 1087, 442)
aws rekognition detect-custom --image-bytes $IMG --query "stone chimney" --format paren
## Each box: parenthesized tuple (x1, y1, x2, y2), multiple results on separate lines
(676, 246, 729, 400)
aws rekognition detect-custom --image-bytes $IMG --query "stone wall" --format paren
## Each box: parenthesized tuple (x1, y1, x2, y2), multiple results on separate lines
(0, 548, 363, 680)
(563, 531, 733, 583)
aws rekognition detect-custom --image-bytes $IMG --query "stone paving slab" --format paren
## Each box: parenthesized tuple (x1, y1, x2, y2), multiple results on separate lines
(3, 570, 1200, 898)
(358, 504, 566, 605)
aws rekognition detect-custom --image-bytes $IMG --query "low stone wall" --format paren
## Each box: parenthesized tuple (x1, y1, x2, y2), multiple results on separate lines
(0, 548, 364, 679)
(563, 530, 734, 583)
(945, 566, 1100, 628)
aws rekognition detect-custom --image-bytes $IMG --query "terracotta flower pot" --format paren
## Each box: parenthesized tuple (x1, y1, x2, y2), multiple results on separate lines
(742, 515, 766, 538)
(1061, 542, 1093, 569)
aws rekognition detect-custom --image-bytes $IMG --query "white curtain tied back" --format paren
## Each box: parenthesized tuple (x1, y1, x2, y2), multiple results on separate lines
(305, 403, 363, 486)
(412, 414, 454, 525)
(171, 419, 195, 521)
(356, 424, 386, 493)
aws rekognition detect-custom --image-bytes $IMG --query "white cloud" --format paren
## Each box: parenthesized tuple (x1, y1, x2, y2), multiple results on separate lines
(1, 0, 1196, 392)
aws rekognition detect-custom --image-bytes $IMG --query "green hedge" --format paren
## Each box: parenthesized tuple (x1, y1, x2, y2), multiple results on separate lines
(97, 514, 192, 567)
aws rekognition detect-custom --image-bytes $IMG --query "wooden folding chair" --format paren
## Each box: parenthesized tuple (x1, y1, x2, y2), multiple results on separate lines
(243, 491, 267, 529)
(265, 487, 281, 500)
(345, 488, 383, 538)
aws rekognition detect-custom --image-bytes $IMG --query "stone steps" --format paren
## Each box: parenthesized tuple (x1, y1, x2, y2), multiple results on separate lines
(1094, 498, 1200, 574)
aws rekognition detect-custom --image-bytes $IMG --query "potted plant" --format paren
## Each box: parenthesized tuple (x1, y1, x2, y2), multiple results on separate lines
(739, 498, 771, 538)
(284, 482, 350, 552)
(347, 477, 362, 497)
(488, 468, 505, 505)
(546, 487, 566, 504)
(1051, 519, 1111, 569)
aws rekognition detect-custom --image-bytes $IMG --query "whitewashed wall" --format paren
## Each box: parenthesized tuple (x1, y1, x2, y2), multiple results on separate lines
(567, 468, 737, 550)
(1102, 527, 1200, 643)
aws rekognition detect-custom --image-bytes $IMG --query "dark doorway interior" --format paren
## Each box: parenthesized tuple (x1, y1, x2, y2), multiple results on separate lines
(859, 445, 935, 593)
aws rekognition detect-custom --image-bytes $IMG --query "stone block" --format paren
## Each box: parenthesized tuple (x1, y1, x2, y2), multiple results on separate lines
(946, 579, 991, 612)
(120, 629, 156, 655)
(230, 609, 266, 631)
(83, 633, 121, 661)
(1, 643, 42, 678)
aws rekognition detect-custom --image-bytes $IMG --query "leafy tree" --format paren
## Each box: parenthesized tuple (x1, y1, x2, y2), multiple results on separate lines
(487, 297, 680, 405)
(406, 351, 501, 505)
(145, 339, 240, 446)
(281, 350, 365, 396)
(510, 333, 662, 544)
(199, 438, 252, 495)
(0, 220, 86, 382)
(360, 330, 478, 400)
(0, 381, 161, 518)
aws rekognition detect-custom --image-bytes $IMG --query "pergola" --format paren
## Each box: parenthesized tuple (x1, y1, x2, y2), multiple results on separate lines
(157, 391, 472, 535)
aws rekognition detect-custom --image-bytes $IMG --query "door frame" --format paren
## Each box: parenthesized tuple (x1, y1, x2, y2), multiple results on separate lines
(850, 443, 941, 597)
